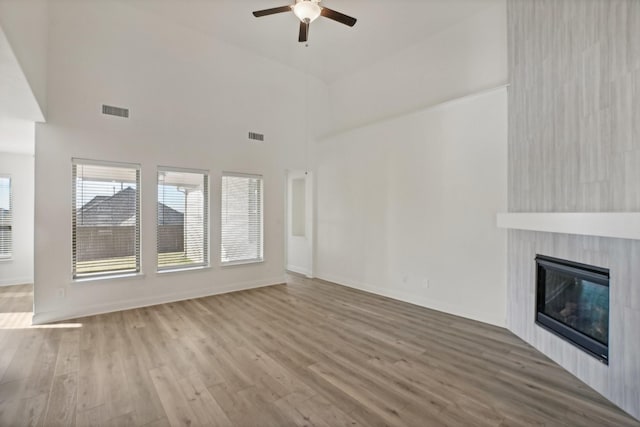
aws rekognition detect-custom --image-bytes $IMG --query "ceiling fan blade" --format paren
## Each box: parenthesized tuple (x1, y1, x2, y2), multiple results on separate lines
(252, 5, 292, 17)
(320, 7, 357, 27)
(298, 21, 309, 42)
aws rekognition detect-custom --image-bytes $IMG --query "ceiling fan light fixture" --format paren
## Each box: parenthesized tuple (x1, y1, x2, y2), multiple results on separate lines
(293, 1, 321, 23)
(252, 0, 356, 43)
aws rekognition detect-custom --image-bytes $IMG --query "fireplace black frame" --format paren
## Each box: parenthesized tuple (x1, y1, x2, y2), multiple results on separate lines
(535, 255, 609, 365)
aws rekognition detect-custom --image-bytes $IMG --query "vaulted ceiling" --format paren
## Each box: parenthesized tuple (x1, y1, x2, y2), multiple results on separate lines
(124, 0, 501, 83)
(0, 0, 502, 154)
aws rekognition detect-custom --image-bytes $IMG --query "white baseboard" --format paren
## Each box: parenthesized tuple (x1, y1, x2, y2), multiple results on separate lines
(32, 275, 286, 325)
(0, 276, 34, 286)
(286, 264, 313, 278)
(316, 272, 506, 328)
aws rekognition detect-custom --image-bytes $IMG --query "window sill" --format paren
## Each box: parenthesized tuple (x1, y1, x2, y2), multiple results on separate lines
(0, 257, 13, 263)
(221, 259, 264, 267)
(72, 272, 145, 285)
(157, 265, 211, 275)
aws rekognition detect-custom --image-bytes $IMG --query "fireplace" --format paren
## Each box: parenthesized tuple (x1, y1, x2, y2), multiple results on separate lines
(535, 255, 609, 364)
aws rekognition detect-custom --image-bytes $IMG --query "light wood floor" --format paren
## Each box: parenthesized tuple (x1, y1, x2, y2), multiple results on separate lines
(0, 278, 638, 427)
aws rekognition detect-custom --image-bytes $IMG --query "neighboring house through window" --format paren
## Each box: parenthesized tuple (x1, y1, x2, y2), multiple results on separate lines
(0, 176, 11, 259)
(72, 159, 141, 279)
(221, 173, 263, 264)
(157, 167, 209, 270)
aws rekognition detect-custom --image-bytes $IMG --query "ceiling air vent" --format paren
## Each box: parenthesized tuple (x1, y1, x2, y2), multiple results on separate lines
(102, 104, 129, 118)
(248, 131, 264, 142)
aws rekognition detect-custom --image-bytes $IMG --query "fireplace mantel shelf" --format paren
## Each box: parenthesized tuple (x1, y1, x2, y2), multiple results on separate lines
(497, 212, 640, 240)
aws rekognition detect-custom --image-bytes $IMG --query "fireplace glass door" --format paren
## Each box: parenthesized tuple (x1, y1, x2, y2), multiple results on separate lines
(535, 255, 609, 364)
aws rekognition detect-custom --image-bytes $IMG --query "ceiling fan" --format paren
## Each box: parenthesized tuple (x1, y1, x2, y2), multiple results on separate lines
(252, 0, 357, 43)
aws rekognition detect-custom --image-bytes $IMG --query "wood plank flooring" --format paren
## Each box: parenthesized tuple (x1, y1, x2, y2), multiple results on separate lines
(0, 278, 638, 426)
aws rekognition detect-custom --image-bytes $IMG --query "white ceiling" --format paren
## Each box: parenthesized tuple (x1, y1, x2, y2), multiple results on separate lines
(124, 0, 501, 83)
(0, 0, 501, 154)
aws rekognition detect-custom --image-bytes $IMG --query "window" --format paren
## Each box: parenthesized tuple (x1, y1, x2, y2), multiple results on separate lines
(157, 168, 209, 271)
(221, 173, 263, 264)
(72, 159, 141, 279)
(0, 176, 11, 259)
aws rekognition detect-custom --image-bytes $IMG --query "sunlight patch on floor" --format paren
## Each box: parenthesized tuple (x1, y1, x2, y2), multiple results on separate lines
(0, 312, 82, 329)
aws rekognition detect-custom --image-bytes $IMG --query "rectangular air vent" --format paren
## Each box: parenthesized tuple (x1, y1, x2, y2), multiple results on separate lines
(248, 132, 264, 142)
(102, 104, 129, 118)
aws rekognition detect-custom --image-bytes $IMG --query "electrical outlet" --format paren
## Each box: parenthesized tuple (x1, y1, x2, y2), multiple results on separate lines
(57, 288, 65, 298)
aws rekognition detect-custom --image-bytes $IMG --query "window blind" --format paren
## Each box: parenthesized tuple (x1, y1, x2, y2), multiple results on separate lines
(221, 173, 263, 264)
(72, 160, 141, 279)
(0, 176, 11, 259)
(157, 168, 209, 270)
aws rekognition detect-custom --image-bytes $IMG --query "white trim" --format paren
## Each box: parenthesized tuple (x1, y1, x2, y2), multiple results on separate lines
(221, 171, 263, 180)
(497, 212, 640, 240)
(157, 165, 209, 175)
(316, 273, 506, 328)
(72, 272, 145, 285)
(221, 258, 264, 267)
(286, 264, 312, 278)
(157, 265, 211, 275)
(33, 275, 286, 325)
(71, 157, 141, 170)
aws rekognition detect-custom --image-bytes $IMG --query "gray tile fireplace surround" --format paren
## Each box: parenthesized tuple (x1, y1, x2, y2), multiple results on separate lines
(507, 0, 640, 420)
(507, 230, 640, 420)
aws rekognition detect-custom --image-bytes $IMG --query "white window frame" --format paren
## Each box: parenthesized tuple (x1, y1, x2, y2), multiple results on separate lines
(220, 172, 264, 266)
(157, 166, 210, 272)
(0, 175, 12, 260)
(72, 158, 142, 280)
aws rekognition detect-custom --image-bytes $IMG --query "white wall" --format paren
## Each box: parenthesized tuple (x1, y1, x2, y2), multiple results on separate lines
(0, 0, 48, 116)
(28, 0, 507, 326)
(327, 2, 507, 133)
(0, 23, 42, 154)
(0, 152, 34, 286)
(33, 1, 328, 323)
(315, 88, 508, 326)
